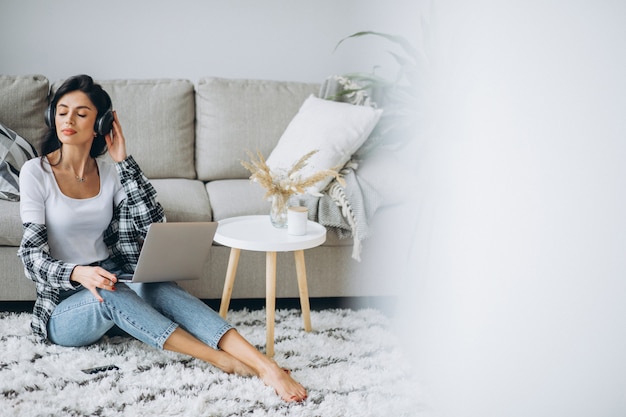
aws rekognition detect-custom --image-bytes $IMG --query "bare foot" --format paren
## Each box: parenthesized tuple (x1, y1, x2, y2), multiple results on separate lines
(259, 362, 307, 402)
(271, 358, 291, 375)
(216, 351, 256, 377)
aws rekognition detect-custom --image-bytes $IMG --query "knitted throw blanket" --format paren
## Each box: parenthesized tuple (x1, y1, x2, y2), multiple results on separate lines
(294, 162, 382, 261)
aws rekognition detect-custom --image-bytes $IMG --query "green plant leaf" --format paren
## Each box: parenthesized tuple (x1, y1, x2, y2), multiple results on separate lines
(334, 31, 420, 61)
(333, 30, 423, 152)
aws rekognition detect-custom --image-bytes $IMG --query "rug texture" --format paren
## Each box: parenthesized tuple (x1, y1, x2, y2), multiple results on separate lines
(0, 308, 424, 417)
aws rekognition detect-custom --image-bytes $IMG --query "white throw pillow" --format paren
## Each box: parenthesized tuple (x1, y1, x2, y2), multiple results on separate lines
(266, 95, 382, 193)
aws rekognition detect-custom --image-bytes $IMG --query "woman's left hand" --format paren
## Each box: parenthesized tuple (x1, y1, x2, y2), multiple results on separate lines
(105, 110, 128, 163)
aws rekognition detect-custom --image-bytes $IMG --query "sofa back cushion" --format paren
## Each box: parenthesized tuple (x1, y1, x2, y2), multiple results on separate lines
(94, 79, 196, 179)
(195, 77, 319, 181)
(0, 75, 49, 152)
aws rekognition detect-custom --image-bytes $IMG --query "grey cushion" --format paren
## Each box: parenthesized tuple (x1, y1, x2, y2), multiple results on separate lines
(0, 75, 49, 152)
(195, 77, 319, 181)
(0, 179, 213, 246)
(82, 79, 196, 180)
(205, 179, 269, 221)
(151, 179, 212, 222)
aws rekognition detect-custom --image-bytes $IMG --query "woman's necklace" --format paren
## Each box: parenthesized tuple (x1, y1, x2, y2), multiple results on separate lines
(52, 148, 92, 184)
(71, 163, 90, 183)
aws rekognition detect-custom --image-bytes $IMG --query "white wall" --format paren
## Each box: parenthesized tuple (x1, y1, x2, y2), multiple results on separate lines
(0, 0, 420, 83)
(399, 1, 626, 417)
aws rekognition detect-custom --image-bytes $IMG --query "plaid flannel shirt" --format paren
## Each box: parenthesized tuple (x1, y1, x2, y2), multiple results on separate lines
(17, 156, 165, 342)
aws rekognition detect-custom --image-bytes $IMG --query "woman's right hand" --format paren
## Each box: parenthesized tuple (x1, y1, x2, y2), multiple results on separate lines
(105, 110, 128, 163)
(70, 265, 117, 302)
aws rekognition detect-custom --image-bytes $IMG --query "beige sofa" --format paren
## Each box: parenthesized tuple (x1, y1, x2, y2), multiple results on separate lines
(0, 74, 410, 304)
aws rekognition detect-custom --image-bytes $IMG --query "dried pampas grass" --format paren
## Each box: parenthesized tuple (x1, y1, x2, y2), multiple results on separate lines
(241, 150, 345, 200)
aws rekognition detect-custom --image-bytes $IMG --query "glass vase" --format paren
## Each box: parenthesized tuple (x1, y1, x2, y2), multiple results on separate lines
(269, 194, 289, 228)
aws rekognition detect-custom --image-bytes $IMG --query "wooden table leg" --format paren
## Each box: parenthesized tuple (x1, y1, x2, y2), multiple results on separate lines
(266, 251, 277, 357)
(219, 248, 241, 318)
(294, 250, 312, 332)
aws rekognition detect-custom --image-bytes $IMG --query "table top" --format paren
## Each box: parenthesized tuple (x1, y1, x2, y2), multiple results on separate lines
(214, 215, 327, 252)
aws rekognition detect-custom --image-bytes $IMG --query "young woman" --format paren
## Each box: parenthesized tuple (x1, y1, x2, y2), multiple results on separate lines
(17, 74, 307, 402)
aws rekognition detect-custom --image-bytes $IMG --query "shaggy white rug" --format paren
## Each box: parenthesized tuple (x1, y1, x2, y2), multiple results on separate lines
(0, 308, 425, 417)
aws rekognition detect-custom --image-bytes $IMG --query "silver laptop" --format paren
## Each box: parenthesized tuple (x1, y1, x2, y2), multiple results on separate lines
(117, 222, 217, 283)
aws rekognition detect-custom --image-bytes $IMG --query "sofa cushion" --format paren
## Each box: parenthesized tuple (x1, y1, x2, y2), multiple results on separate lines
(151, 179, 212, 222)
(90, 79, 196, 180)
(266, 95, 382, 193)
(0, 199, 23, 246)
(205, 179, 268, 221)
(195, 77, 319, 181)
(0, 75, 49, 152)
(0, 179, 212, 246)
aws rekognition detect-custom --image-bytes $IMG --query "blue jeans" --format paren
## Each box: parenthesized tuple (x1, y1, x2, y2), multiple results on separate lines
(48, 258, 232, 350)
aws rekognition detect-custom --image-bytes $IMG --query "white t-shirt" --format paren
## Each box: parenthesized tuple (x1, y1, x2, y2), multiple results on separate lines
(19, 157, 126, 265)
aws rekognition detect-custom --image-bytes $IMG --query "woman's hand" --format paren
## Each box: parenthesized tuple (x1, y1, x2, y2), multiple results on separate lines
(70, 265, 117, 302)
(105, 110, 128, 163)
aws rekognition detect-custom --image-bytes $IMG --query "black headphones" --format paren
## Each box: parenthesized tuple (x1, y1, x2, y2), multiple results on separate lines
(45, 100, 114, 136)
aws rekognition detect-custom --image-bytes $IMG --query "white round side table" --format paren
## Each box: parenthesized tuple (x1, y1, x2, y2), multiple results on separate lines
(214, 215, 327, 357)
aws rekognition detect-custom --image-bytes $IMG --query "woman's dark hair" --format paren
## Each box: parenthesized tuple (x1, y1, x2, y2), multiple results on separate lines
(41, 74, 112, 162)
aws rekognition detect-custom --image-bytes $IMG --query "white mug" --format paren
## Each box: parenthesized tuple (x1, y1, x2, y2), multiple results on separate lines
(288, 206, 308, 235)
